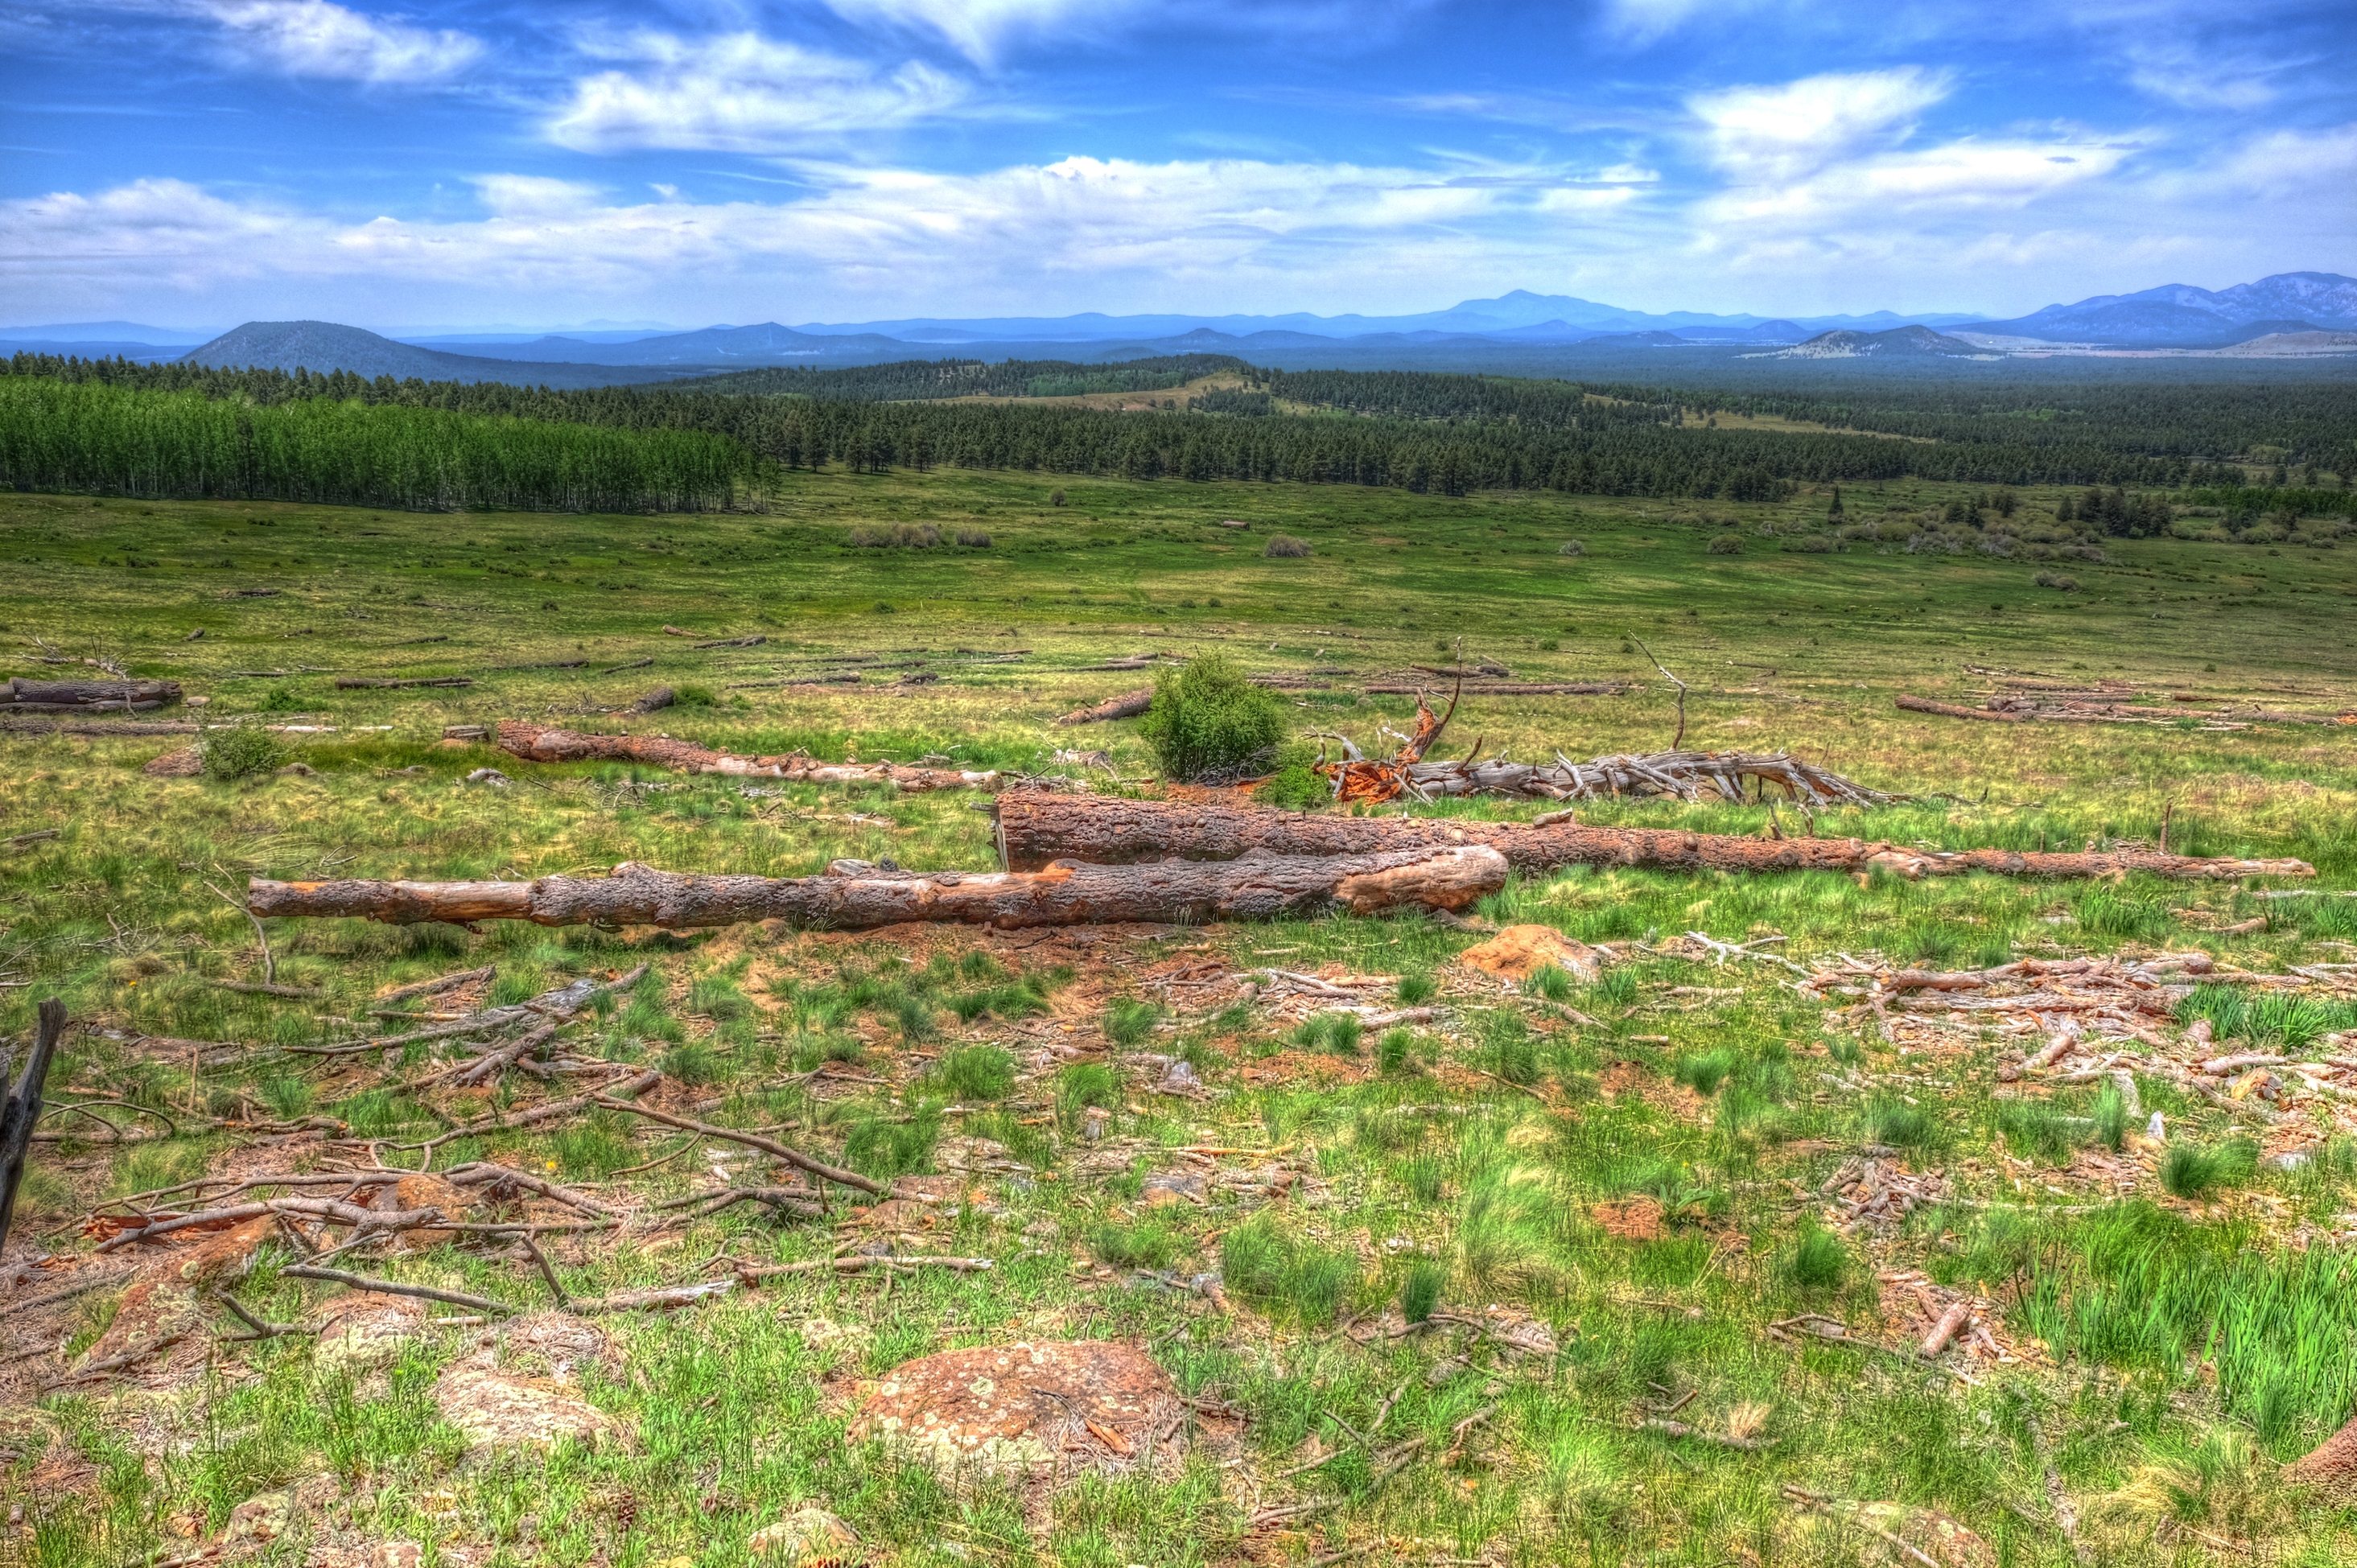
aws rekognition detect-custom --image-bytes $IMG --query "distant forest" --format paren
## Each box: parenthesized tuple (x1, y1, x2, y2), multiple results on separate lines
(2, 348, 2350, 513)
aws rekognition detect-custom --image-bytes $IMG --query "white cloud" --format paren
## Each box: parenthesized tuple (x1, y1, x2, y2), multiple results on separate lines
(187, 0, 479, 82)
(819, 0, 1116, 64)
(0, 157, 1614, 318)
(1690, 68, 1953, 183)
(547, 32, 968, 153)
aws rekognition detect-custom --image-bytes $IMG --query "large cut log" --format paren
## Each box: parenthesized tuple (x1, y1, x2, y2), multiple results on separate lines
(990, 795, 2314, 883)
(1403, 750, 1889, 805)
(249, 847, 1505, 930)
(1896, 694, 2023, 722)
(497, 721, 1002, 791)
(1055, 687, 1155, 726)
(2, 678, 182, 711)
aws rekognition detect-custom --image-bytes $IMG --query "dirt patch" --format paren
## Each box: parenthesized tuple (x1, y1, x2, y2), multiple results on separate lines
(1458, 924, 1603, 984)
(847, 1340, 1181, 1481)
(433, 1365, 628, 1452)
(1593, 1196, 1665, 1241)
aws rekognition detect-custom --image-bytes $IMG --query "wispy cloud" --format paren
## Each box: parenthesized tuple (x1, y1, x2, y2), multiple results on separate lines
(546, 32, 970, 154)
(1690, 68, 1954, 183)
(167, 0, 480, 83)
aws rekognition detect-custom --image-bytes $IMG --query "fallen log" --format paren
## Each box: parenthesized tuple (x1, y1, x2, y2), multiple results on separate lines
(2, 717, 199, 737)
(496, 720, 1002, 790)
(2, 999, 67, 1251)
(1896, 694, 2024, 722)
(247, 846, 1507, 932)
(1056, 687, 1154, 726)
(335, 677, 472, 690)
(1364, 681, 1627, 697)
(990, 795, 2313, 883)
(2, 677, 182, 711)
(1406, 750, 1886, 804)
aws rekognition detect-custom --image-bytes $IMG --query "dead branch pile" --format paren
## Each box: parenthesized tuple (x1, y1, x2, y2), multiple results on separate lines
(1304, 689, 1889, 806)
(1801, 950, 2357, 1126)
(1899, 693, 2353, 727)
(991, 795, 2313, 883)
(249, 846, 1507, 931)
(2, 677, 182, 714)
(497, 721, 1007, 791)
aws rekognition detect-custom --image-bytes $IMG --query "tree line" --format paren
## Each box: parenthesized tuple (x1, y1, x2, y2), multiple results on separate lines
(2, 348, 2335, 510)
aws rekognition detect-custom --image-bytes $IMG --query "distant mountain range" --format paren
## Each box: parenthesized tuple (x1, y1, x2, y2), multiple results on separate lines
(1959, 272, 2357, 345)
(14, 273, 2347, 385)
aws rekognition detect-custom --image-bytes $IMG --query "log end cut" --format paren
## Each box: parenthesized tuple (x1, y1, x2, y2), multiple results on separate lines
(1332, 846, 1506, 912)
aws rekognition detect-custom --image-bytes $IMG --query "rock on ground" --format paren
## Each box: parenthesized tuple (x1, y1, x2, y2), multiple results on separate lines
(1457, 924, 1603, 983)
(433, 1365, 627, 1452)
(847, 1340, 1178, 1480)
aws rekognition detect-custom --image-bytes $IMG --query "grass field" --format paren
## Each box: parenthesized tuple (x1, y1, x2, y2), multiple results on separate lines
(3, 467, 2356, 1568)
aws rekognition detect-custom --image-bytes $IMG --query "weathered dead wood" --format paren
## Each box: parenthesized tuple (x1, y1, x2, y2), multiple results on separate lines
(444, 1162, 624, 1216)
(2, 677, 182, 711)
(249, 846, 1506, 934)
(1320, 686, 1459, 804)
(282, 1263, 511, 1315)
(1897, 693, 2022, 722)
(496, 721, 1001, 790)
(1407, 750, 1889, 805)
(628, 686, 674, 714)
(1362, 681, 1627, 697)
(1, 998, 67, 1251)
(1056, 687, 1155, 726)
(583, 1098, 887, 1195)
(693, 635, 765, 649)
(335, 677, 472, 690)
(990, 795, 2314, 883)
(377, 965, 495, 1005)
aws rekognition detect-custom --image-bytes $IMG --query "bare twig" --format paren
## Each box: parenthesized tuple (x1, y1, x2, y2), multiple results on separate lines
(1628, 636, 1687, 750)
(282, 1263, 513, 1315)
(203, 880, 275, 985)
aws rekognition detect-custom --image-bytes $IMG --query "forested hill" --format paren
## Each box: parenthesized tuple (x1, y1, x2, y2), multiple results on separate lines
(2, 348, 2349, 511)
(679, 355, 1250, 401)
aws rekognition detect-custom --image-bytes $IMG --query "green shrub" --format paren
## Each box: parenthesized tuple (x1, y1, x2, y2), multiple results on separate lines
(1251, 740, 1327, 809)
(933, 1045, 1016, 1101)
(1395, 974, 1436, 1005)
(673, 684, 717, 706)
(1400, 1257, 1445, 1323)
(1864, 1097, 1935, 1150)
(1056, 1063, 1119, 1129)
(1789, 1224, 1848, 1290)
(1222, 1215, 1355, 1323)
(1088, 1215, 1185, 1270)
(1377, 1027, 1415, 1075)
(2161, 1138, 2257, 1200)
(2091, 1081, 2132, 1152)
(1996, 1100, 2080, 1167)
(1138, 653, 1288, 781)
(202, 725, 286, 780)
(1527, 965, 1575, 1002)
(258, 685, 303, 712)
(1102, 999, 1164, 1047)
(1672, 1048, 1738, 1097)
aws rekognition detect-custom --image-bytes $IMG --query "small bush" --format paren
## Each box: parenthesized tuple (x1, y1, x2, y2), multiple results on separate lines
(1672, 1048, 1739, 1097)
(1089, 1215, 1185, 1270)
(1401, 1257, 1445, 1323)
(1706, 533, 1745, 554)
(1377, 1027, 1415, 1074)
(258, 685, 303, 712)
(1055, 1062, 1119, 1129)
(202, 725, 286, 780)
(1790, 1225, 1848, 1290)
(845, 1110, 941, 1177)
(1537, 638, 1560, 651)
(1864, 1097, 1934, 1149)
(1252, 739, 1327, 809)
(2092, 1080, 2131, 1152)
(849, 522, 942, 548)
(2160, 1138, 2257, 1200)
(933, 1044, 1016, 1101)
(673, 684, 717, 707)
(2034, 571, 2082, 591)
(954, 529, 991, 547)
(1102, 999, 1164, 1047)
(1263, 534, 1312, 558)
(1139, 652, 1288, 782)
(1558, 540, 1585, 556)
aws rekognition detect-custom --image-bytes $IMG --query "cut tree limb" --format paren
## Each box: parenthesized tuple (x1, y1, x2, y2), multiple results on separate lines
(335, 677, 472, 690)
(1896, 694, 2025, 722)
(990, 795, 2312, 883)
(1055, 687, 1154, 726)
(2, 678, 182, 711)
(496, 720, 1002, 790)
(249, 846, 1506, 933)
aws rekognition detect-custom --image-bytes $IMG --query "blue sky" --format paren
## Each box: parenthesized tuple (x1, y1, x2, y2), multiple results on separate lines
(2, 0, 2351, 331)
